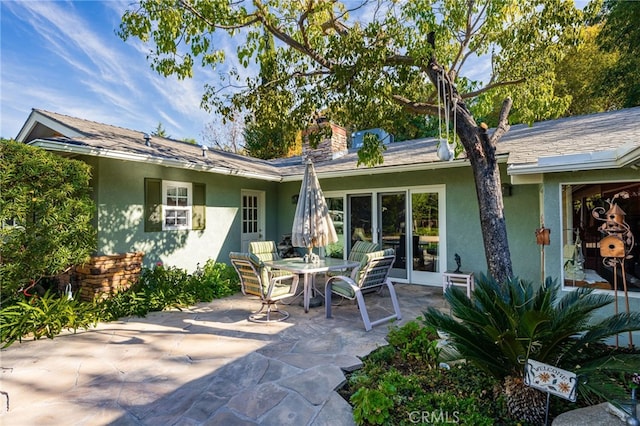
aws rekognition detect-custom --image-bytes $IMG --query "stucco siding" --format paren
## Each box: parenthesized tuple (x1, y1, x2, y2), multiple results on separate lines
(276, 163, 541, 283)
(90, 156, 279, 272)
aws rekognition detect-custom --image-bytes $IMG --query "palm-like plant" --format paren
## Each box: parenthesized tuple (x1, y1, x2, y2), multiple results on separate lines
(423, 274, 640, 424)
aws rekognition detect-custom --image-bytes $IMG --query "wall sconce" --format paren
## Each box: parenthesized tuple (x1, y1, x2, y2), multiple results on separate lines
(291, 195, 299, 204)
(502, 183, 512, 197)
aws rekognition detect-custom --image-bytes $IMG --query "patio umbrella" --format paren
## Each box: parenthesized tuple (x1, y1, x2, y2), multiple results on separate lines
(292, 159, 338, 259)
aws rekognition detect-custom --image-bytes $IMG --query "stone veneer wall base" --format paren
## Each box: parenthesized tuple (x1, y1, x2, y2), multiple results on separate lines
(75, 252, 145, 301)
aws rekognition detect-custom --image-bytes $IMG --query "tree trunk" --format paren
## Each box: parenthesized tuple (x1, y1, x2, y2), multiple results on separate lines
(456, 106, 513, 283)
(425, 61, 513, 283)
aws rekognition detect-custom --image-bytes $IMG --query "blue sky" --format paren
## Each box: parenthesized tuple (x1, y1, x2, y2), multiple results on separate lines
(1, 0, 224, 141)
(1, 1, 590, 142)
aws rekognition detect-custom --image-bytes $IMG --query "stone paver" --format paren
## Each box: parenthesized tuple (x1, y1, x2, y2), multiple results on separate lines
(0, 284, 444, 425)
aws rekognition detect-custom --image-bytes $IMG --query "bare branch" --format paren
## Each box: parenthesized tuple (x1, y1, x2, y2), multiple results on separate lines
(391, 94, 439, 116)
(461, 78, 526, 99)
(450, 0, 475, 75)
(490, 97, 512, 144)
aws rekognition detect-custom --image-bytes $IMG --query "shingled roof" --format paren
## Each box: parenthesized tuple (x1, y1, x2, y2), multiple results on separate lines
(17, 109, 283, 181)
(16, 107, 640, 182)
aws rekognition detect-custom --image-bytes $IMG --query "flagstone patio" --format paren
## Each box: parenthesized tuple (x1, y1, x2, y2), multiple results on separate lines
(0, 283, 446, 425)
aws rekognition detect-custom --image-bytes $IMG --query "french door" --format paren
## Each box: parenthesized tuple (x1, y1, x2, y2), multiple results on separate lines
(327, 186, 445, 285)
(240, 190, 265, 252)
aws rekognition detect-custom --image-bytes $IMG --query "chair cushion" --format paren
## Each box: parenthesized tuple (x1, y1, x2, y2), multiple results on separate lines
(249, 241, 280, 262)
(329, 278, 356, 298)
(271, 281, 296, 298)
(356, 248, 395, 284)
(229, 252, 270, 294)
(349, 241, 380, 262)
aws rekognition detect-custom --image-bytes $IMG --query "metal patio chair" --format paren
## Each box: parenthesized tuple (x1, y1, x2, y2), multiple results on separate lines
(325, 248, 401, 331)
(229, 252, 299, 322)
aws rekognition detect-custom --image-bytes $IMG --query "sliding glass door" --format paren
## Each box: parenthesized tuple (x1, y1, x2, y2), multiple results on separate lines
(410, 191, 443, 283)
(324, 186, 445, 285)
(379, 192, 408, 280)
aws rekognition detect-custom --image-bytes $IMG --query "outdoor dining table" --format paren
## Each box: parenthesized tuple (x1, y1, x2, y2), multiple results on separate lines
(263, 257, 360, 313)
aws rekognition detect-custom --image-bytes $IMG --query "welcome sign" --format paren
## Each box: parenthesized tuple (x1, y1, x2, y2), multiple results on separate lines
(524, 359, 578, 402)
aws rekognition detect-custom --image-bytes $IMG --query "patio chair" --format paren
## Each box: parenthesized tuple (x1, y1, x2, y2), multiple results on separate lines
(229, 252, 299, 323)
(250, 240, 304, 302)
(326, 240, 380, 279)
(325, 248, 401, 331)
(249, 241, 281, 262)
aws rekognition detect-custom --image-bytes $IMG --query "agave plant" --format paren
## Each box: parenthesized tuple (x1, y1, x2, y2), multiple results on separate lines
(423, 274, 640, 424)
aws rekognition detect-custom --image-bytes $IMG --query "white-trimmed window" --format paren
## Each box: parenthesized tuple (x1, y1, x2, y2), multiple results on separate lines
(162, 181, 192, 230)
(561, 181, 639, 294)
(144, 178, 205, 232)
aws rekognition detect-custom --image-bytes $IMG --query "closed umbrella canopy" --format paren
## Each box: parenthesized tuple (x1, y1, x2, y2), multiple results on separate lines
(292, 159, 338, 253)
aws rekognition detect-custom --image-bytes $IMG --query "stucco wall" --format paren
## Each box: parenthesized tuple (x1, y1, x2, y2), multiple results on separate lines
(276, 163, 541, 284)
(88, 156, 280, 272)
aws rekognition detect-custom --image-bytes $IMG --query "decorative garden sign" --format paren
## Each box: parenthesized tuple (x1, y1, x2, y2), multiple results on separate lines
(524, 359, 578, 402)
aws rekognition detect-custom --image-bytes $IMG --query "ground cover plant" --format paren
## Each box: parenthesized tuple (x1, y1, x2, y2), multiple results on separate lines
(0, 260, 240, 348)
(341, 317, 640, 425)
(339, 320, 513, 425)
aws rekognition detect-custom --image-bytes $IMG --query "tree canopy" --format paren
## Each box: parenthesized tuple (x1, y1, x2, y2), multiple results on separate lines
(595, 0, 640, 109)
(119, 0, 588, 282)
(120, 1, 586, 139)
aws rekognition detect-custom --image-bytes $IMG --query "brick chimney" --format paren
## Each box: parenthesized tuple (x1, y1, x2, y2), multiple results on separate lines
(302, 121, 347, 163)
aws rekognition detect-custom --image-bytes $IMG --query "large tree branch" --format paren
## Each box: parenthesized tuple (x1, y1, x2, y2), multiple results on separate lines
(391, 95, 439, 115)
(490, 97, 512, 144)
(254, 1, 334, 71)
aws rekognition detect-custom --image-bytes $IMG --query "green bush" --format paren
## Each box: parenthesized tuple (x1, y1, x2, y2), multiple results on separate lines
(101, 260, 240, 321)
(0, 139, 96, 296)
(0, 290, 100, 348)
(422, 275, 640, 423)
(341, 320, 514, 425)
(1, 261, 240, 347)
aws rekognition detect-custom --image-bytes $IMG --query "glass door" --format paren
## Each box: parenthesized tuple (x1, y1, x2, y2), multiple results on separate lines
(240, 190, 265, 252)
(379, 192, 407, 280)
(325, 196, 345, 259)
(410, 190, 443, 283)
(348, 194, 373, 251)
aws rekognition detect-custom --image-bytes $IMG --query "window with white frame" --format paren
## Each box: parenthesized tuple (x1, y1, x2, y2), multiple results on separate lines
(162, 180, 192, 230)
(561, 181, 639, 294)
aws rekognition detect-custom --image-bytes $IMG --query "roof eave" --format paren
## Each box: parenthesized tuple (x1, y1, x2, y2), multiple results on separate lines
(280, 155, 509, 182)
(508, 145, 640, 176)
(28, 139, 283, 182)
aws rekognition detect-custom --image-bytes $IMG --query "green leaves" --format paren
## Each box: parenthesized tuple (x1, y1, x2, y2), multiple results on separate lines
(0, 139, 96, 296)
(0, 290, 100, 348)
(119, 0, 587, 160)
(422, 274, 640, 404)
(1, 261, 241, 347)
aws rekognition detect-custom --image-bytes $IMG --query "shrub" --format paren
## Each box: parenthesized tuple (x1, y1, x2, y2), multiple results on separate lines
(0, 290, 100, 348)
(0, 139, 95, 297)
(1, 261, 240, 347)
(422, 274, 640, 423)
(100, 260, 240, 321)
(341, 320, 514, 425)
